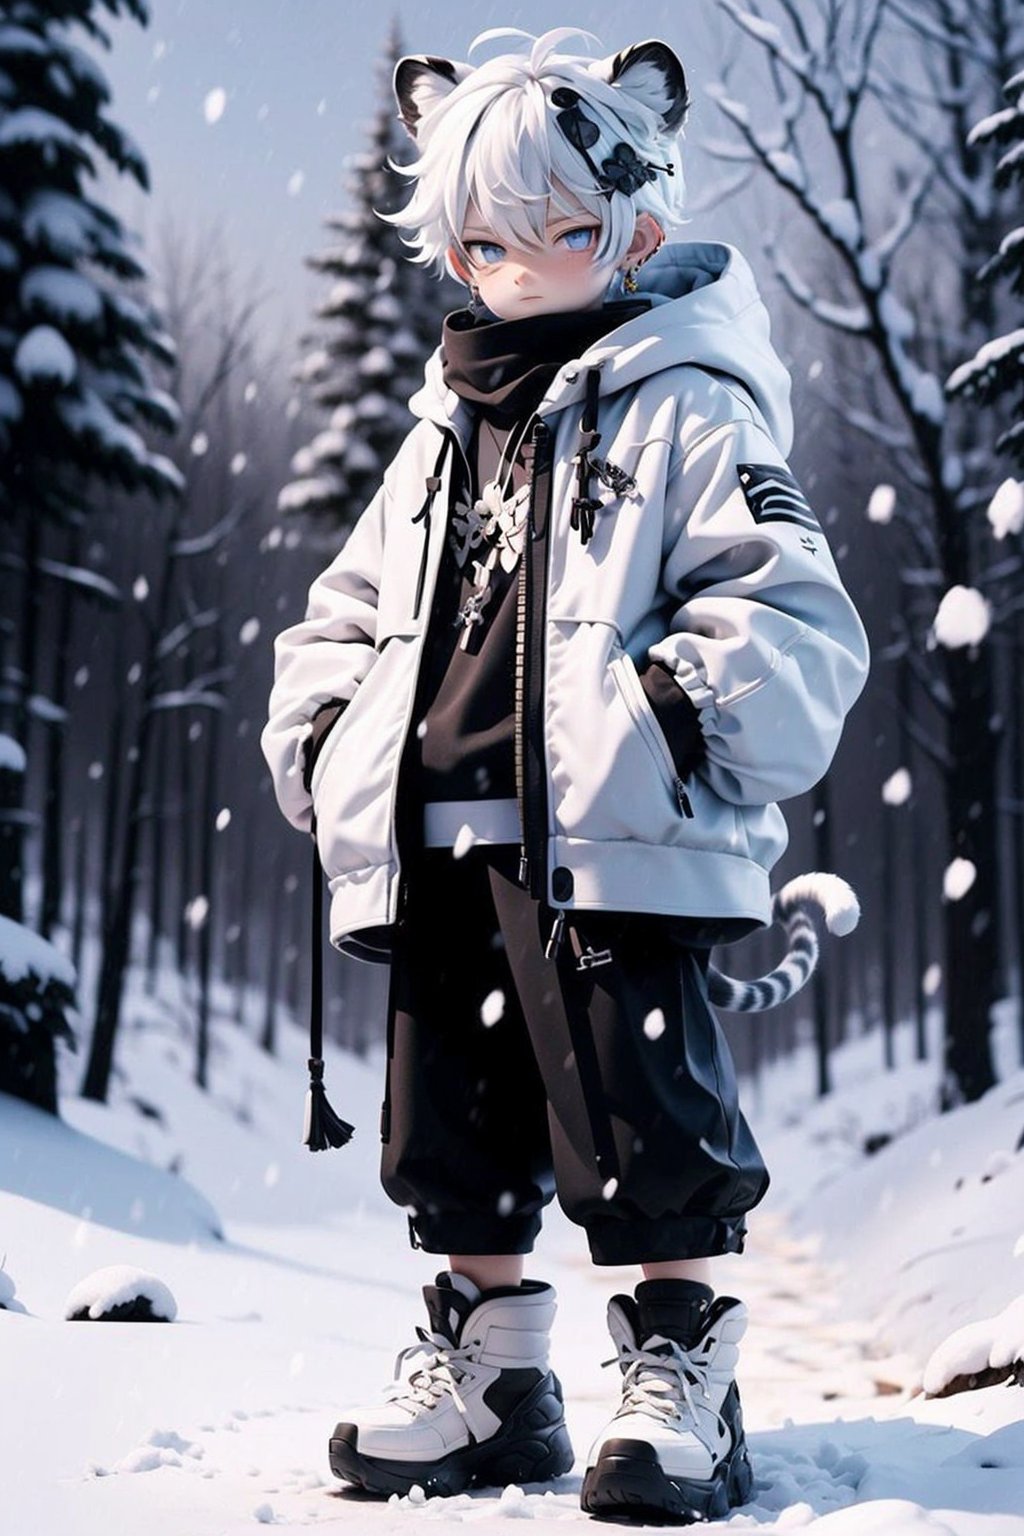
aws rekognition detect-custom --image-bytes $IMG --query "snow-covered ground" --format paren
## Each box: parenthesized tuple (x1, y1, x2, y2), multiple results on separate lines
(2, 960, 1023, 1534)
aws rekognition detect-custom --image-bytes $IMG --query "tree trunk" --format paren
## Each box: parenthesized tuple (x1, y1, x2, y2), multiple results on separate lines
(940, 645, 999, 1107)
(144, 705, 169, 995)
(39, 524, 81, 940)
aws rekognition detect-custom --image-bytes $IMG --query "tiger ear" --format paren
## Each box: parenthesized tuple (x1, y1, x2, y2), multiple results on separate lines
(593, 40, 689, 133)
(393, 54, 472, 140)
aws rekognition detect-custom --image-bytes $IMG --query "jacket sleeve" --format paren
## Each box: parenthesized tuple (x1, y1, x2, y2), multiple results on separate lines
(259, 479, 387, 835)
(648, 405, 870, 807)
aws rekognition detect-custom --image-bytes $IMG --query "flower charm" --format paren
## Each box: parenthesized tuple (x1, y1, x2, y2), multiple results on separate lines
(599, 142, 658, 197)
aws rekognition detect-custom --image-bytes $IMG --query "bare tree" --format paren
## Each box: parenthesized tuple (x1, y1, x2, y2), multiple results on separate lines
(706, 0, 1024, 1105)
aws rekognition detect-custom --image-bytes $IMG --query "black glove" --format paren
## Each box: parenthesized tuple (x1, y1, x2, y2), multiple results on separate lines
(302, 699, 348, 795)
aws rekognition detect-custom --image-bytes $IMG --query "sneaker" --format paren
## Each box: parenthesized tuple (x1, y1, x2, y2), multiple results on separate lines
(329, 1270, 575, 1498)
(581, 1278, 754, 1523)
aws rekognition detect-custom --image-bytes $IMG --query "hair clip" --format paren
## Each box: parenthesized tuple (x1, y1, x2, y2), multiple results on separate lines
(550, 86, 674, 201)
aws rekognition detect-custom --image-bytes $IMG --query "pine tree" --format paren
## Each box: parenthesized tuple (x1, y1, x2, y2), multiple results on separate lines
(0, 1, 183, 914)
(946, 66, 1024, 470)
(0, 0, 180, 1107)
(282, 17, 461, 532)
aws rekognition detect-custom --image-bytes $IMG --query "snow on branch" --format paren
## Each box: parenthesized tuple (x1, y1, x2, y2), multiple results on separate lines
(34, 558, 121, 604)
(155, 609, 220, 664)
(771, 245, 871, 332)
(170, 499, 248, 558)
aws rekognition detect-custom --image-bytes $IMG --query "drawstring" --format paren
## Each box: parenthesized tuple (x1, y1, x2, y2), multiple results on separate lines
(545, 908, 622, 1188)
(568, 367, 637, 544)
(570, 367, 603, 546)
(412, 434, 453, 619)
(302, 811, 355, 1151)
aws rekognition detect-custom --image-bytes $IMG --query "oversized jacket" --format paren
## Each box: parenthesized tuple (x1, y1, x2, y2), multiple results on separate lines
(261, 240, 871, 962)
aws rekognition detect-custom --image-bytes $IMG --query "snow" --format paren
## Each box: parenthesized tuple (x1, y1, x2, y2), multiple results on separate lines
(882, 767, 912, 806)
(987, 478, 1024, 541)
(22, 264, 103, 324)
(13, 322, 76, 385)
(922, 1296, 1024, 1397)
(0, 912, 77, 988)
(480, 989, 505, 1027)
(0, 731, 26, 773)
(947, 329, 1024, 395)
(867, 485, 896, 523)
(65, 1263, 178, 1323)
(932, 585, 991, 649)
(204, 88, 227, 125)
(943, 857, 977, 901)
(2, 944, 1024, 1532)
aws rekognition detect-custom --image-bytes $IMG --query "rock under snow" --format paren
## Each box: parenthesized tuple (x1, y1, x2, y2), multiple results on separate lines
(922, 1293, 1024, 1397)
(64, 1264, 177, 1323)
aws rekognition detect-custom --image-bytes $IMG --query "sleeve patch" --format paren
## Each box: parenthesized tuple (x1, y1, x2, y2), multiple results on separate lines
(736, 463, 821, 533)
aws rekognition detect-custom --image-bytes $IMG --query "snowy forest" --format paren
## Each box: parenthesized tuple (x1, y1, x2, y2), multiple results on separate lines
(2, 2, 1024, 1533)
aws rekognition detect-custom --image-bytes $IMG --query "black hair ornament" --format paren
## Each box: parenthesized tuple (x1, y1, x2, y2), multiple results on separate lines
(550, 87, 674, 201)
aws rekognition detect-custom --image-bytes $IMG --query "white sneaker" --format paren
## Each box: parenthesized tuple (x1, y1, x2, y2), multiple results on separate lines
(581, 1280, 754, 1522)
(329, 1270, 575, 1497)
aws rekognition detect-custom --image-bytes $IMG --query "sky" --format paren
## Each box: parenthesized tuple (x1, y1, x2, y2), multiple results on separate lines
(86, 1, 733, 346)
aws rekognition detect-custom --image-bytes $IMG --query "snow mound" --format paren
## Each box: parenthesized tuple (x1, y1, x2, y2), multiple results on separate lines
(923, 1293, 1024, 1397)
(64, 1263, 177, 1323)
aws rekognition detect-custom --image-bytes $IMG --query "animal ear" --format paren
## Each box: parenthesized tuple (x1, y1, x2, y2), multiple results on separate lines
(595, 40, 689, 134)
(393, 54, 472, 140)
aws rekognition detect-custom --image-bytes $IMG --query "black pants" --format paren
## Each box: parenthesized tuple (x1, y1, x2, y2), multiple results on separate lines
(379, 843, 770, 1266)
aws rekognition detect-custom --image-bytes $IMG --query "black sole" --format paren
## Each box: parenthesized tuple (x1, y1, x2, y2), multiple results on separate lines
(581, 1436, 754, 1524)
(328, 1372, 575, 1498)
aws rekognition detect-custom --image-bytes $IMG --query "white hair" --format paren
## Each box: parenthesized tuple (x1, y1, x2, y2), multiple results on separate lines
(379, 27, 691, 286)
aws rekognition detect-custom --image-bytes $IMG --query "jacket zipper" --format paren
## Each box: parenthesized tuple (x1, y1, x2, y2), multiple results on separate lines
(386, 426, 463, 922)
(515, 419, 554, 898)
(612, 652, 696, 818)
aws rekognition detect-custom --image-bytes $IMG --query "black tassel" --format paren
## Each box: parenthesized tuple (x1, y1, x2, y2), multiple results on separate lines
(303, 812, 355, 1151)
(303, 1056, 355, 1150)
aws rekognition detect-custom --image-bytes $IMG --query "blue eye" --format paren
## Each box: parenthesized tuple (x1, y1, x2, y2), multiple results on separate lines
(560, 226, 596, 251)
(466, 241, 505, 265)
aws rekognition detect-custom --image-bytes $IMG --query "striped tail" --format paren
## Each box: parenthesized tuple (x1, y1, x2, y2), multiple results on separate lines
(706, 872, 860, 1012)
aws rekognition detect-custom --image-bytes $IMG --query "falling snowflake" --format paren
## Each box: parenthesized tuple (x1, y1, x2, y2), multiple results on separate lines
(922, 963, 942, 996)
(987, 478, 1023, 541)
(932, 586, 990, 649)
(882, 768, 912, 806)
(132, 575, 149, 602)
(497, 1191, 516, 1217)
(239, 617, 260, 646)
(204, 87, 227, 125)
(867, 485, 896, 523)
(215, 808, 231, 832)
(642, 1008, 666, 1041)
(453, 823, 477, 860)
(942, 858, 976, 902)
(287, 170, 304, 197)
(480, 989, 505, 1027)
(191, 431, 209, 457)
(231, 452, 247, 475)
(601, 1177, 619, 1201)
(185, 895, 209, 931)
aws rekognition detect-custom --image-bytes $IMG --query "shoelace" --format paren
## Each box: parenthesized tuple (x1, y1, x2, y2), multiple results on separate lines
(384, 1328, 481, 1418)
(602, 1339, 713, 1427)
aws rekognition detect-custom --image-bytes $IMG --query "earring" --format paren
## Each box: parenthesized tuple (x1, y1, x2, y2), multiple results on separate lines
(623, 265, 639, 294)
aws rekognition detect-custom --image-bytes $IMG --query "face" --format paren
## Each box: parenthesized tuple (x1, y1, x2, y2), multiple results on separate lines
(450, 194, 619, 320)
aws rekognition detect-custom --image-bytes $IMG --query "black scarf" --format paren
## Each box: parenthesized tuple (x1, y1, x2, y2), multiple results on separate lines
(441, 300, 650, 429)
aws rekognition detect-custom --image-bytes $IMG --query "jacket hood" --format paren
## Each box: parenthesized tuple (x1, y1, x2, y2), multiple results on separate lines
(408, 240, 794, 456)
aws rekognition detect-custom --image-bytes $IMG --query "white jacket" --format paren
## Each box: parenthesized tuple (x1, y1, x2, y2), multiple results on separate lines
(261, 241, 870, 961)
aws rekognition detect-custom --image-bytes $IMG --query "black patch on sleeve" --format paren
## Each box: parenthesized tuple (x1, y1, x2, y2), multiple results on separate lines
(736, 463, 821, 533)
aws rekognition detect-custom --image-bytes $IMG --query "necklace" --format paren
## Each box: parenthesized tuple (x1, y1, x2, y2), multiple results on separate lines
(449, 413, 533, 650)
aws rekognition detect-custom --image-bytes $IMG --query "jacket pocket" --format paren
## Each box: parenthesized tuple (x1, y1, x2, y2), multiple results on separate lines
(608, 647, 695, 819)
(312, 634, 419, 882)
